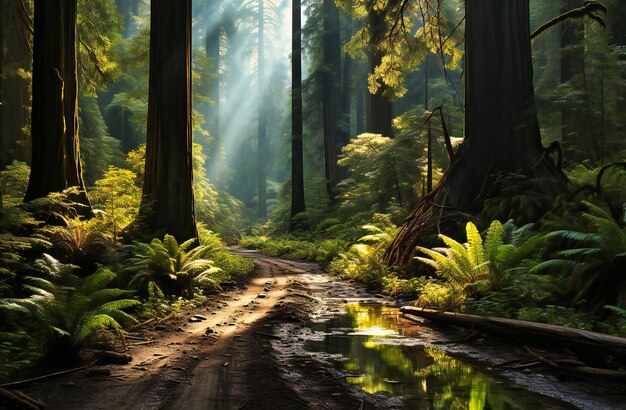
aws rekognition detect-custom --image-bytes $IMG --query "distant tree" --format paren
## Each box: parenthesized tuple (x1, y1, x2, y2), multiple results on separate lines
(24, 0, 91, 211)
(138, 0, 197, 241)
(257, 0, 268, 220)
(0, 0, 32, 167)
(290, 0, 305, 229)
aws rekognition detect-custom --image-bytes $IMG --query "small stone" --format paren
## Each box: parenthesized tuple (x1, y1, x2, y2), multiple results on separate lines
(193, 314, 208, 320)
(189, 317, 203, 323)
(257, 293, 267, 299)
(205, 327, 215, 334)
(264, 287, 271, 292)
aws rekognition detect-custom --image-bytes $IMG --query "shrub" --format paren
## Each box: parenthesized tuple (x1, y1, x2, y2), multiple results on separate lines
(328, 223, 397, 288)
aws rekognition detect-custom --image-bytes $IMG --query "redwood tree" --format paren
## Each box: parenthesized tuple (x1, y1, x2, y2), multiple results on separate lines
(139, 0, 197, 241)
(385, 0, 567, 269)
(321, 0, 342, 198)
(24, 0, 90, 209)
(290, 0, 305, 229)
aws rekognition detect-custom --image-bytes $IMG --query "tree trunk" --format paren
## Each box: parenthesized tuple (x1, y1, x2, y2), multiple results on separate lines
(257, 0, 267, 220)
(1, 0, 31, 167)
(559, 0, 586, 159)
(339, 11, 352, 147)
(424, 53, 432, 193)
(367, 7, 393, 137)
(290, 0, 305, 230)
(384, 0, 567, 270)
(356, 81, 364, 135)
(322, 0, 342, 200)
(205, 1, 222, 182)
(139, 0, 197, 242)
(24, 0, 90, 210)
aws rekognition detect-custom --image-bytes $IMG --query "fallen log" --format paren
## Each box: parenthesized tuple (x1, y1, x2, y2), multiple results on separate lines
(400, 307, 626, 359)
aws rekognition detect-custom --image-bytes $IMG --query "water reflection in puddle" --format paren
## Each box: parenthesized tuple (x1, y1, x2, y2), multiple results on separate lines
(304, 303, 575, 409)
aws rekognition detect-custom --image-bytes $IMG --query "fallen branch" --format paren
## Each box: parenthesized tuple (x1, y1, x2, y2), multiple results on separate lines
(0, 360, 99, 388)
(0, 388, 45, 410)
(525, 347, 626, 380)
(400, 307, 626, 359)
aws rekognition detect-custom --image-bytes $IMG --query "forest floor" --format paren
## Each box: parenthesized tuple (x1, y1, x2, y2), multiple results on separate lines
(16, 250, 626, 410)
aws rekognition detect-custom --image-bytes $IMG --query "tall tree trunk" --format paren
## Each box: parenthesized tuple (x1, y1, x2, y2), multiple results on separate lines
(290, 0, 305, 230)
(367, 6, 393, 137)
(424, 53, 432, 193)
(24, 0, 90, 210)
(559, 0, 584, 158)
(339, 10, 352, 147)
(139, 0, 197, 242)
(0, 2, 5, 167)
(322, 0, 342, 200)
(205, 1, 222, 182)
(356, 81, 365, 135)
(1, 0, 31, 167)
(257, 0, 267, 220)
(385, 0, 567, 270)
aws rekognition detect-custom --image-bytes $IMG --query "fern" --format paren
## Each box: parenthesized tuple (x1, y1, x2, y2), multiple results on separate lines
(0, 255, 138, 355)
(534, 201, 626, 311)
(416, 220, 551, 305)
(124, 234, 223, 298)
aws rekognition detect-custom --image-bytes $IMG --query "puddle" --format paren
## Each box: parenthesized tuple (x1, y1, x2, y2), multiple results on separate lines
(302, 303, 575, 409)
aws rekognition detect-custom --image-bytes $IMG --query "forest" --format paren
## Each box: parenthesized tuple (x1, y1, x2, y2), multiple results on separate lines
(0, 0, 625, 409)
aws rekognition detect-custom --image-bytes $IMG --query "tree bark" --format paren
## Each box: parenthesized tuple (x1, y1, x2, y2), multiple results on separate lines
(322, 0, 342, 200)
(257, 0, 267, 220)
(139, 0, 197, 242)
(24, 0, 90, 210)
(384, 0, 567, 270)
(290, 0, 305, 230)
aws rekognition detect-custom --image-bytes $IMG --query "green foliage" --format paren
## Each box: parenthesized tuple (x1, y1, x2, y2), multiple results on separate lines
(328, 222, 398, 288)
(45, 216, 114, 271)
(124, 234, 223, 298)
(0, 161, 30, 206)
(415, 220, 555, 309)
(240, 235, 348, 265)
(90, 166, 142, 239)
(532, 200, 626, 311)
(0, 255, 138, 355)
(198, 226, 254, 281)
(77, 0, 123, 94)
(0, 330, 42, 381)
(336, 0, 462, 99)
(78, 93, 125, 185)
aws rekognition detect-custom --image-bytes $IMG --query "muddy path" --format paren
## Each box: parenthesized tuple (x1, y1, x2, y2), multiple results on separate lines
(20, 251, 626, 409)
(22, 251, 368, 409)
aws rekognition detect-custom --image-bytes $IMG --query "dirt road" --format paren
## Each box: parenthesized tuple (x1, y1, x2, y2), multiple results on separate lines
(23, 251, 368, 410)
